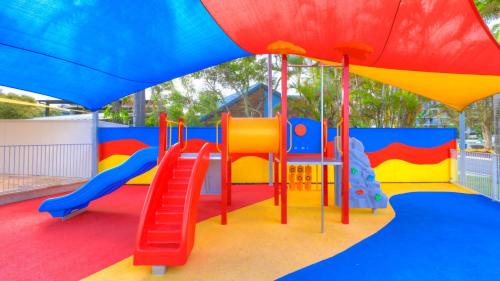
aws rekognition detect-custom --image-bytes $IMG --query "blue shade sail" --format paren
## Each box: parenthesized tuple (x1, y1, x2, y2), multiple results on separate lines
(0, 1, 249, 110)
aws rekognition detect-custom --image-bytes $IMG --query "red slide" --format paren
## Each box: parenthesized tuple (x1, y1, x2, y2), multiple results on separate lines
(134, 142, 210, 267)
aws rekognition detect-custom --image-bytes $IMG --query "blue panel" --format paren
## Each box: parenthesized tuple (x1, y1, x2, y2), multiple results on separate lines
(0, 1, 249, 110)
(98, 127, 159, 146)
(98, 126, 220, 146)
(349, 128, 456, 152)
(99, 122, 456, 153)
(327, 128, 456, 152)
(289, 117, 322, 154)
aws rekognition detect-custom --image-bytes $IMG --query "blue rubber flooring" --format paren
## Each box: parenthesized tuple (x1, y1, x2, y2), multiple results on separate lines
(279, 192, 500, 281)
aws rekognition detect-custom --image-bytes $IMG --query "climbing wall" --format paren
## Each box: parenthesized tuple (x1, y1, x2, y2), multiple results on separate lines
(349, 137, 388, 209)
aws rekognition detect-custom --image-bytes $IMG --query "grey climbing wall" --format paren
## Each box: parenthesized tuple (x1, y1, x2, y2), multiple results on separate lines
(349, 137, 388, 209)
(334, 137, 388, 210)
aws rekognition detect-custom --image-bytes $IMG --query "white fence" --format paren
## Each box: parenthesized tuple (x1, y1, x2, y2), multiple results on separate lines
(0, 144, 92, 194)
(451, 149, 500, 201)
(0, 119, 94, 195)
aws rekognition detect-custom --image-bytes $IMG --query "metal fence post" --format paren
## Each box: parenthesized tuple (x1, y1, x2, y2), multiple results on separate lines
(458, 113, 466, 185)
(492, 153, 499, 201)
(91, 111, 98, 177)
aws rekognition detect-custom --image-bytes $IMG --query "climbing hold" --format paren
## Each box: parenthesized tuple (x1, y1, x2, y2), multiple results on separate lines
(374, 193, 382, 202)
(351, 167, 358, 175)
(355, 189, 364, 195)
(297, 165, 304, 173)
(367, 175, 374, 182)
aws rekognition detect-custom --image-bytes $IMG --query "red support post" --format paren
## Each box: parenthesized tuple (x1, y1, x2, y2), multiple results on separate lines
(280, 54, 288, 224)
(158, 112, 166, 163)
(273, 153, 279, 206)
(341, 55, 350, 224)
(221, 113, 228, 225)
(323, 119, 328, 206)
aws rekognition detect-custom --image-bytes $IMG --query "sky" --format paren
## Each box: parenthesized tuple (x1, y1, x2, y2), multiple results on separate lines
(0, 77, 221, 102)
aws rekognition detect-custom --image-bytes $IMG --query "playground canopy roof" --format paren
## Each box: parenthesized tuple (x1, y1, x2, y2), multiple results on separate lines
(0, 0, 499, 111)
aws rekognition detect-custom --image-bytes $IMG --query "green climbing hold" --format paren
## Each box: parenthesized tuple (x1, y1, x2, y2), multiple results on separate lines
(351, 167, 358, 175)
(374, 193, 382, 202)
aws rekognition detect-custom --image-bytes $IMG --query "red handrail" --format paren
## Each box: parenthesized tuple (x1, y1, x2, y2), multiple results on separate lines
(179, 143, 210, 255)
(135, 143, 182, 248)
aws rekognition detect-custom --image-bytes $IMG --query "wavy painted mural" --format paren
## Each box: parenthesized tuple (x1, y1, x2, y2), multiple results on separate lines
(98, 119, 456, 184)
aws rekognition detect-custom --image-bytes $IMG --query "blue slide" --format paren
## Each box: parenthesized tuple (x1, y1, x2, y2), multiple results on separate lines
(39, 147, 158, 218)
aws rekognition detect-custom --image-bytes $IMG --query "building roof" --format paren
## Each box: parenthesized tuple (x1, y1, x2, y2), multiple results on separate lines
(200, 83, 281, 121)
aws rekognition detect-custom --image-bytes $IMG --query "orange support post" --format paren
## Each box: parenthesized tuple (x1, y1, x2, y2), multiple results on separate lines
(228, 159, 232, 206)
(158, 112, 166, 163)
(341, 55, 350, 224)
(221, 113, 228, 225)
(178, 118, 184, 148)
(280, 54, 288, 224)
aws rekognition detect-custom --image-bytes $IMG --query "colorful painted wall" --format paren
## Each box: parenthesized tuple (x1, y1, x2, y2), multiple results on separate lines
(98, 119, 456, 184)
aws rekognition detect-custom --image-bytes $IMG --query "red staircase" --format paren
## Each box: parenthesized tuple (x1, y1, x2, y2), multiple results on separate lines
(134, 142, 210, 266)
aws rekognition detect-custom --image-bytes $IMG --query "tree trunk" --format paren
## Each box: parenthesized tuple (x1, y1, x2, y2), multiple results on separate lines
(494, 94, 500, 153)
(483, 121, 492, 151)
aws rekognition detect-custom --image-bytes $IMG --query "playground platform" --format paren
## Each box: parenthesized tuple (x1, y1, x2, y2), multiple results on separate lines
(1, 183, 498, 281)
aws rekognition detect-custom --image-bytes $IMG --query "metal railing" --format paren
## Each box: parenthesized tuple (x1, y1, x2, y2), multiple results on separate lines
(0, 144, 92, 195)
(451, 149, 499, 201)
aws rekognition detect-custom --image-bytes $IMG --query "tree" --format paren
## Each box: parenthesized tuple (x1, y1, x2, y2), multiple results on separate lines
(350, 76, 423, 128)
(103, 96, 131, 125)
(0, 91, 44, 119)
(185, 90, 222, 126)
(475, 0, 500, 21)
(197, 56, 267, 117)
(475, 0, 500, 152)
(465, 97, 494, 150)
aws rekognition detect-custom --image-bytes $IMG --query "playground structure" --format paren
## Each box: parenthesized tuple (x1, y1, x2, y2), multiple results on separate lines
(39, 102, 390, 273)
(1, 0, 500, 279)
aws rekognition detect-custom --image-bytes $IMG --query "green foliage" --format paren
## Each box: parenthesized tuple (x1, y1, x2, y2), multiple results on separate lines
(103, 95, 131, 125)
(144, 81, 221, 127)
(0, 92, 44, 119)
(475, 0, 500, 21)
(492, 23, 500, 41)
(287, 60, 425, 128)
(197, 56, 266, 117)
(350, 76, 423, 128)
(465, 97, 494, 149)
(185, 90, 222, 126)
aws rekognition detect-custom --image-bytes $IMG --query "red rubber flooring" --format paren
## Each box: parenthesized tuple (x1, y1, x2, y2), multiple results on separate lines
(0, 185, 273, 281)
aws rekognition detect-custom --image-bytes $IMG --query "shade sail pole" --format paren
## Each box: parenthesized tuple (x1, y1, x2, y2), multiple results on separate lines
(341, 55, 350, 224)
(320, 65, 325, 233)
(281, 54, 288, 224)
(268, 54, 273, 187)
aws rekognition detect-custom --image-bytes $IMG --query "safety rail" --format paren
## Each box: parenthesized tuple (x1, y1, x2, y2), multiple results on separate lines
(450, 149, 499, 201)
(0, 144, 92, 195)
(181, 143, 210, 255)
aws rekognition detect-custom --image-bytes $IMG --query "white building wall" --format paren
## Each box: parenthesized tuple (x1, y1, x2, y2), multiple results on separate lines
(0, 120, 92, 177)
(0, 120, 92, 145)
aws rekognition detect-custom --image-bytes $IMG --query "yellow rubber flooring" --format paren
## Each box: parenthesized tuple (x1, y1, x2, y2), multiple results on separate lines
(84, 183, 473, 281)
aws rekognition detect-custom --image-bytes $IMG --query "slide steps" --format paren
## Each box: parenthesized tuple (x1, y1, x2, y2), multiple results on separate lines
(134, 143, 210, 268)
